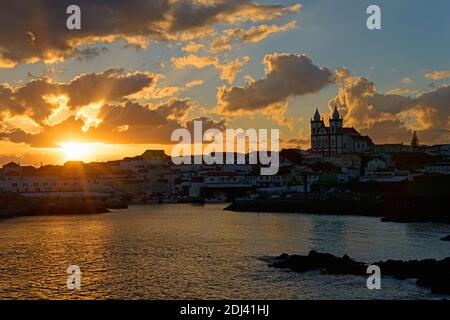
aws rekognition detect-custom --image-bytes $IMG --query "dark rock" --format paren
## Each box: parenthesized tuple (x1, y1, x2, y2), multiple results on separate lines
(269, 250, 367, 275)
(269, 251, 450, 296)
(441, 235, 450, 241)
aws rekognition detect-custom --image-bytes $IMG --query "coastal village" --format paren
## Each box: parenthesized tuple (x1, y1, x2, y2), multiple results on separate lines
(1, 107, 449, 207)
(2, 0, 450, 303)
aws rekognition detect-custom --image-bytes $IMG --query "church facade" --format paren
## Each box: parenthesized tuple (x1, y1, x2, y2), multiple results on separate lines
(310, 105, 373, 158)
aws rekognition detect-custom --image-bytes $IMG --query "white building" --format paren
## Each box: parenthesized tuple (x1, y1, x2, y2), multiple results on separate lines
(0, 162, 113, 198)
(310, 105, 373, 157)
(119, 150, 171, 194)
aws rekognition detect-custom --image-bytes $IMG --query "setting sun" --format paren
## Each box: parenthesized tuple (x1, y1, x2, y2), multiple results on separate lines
(59, 142, 94, 162)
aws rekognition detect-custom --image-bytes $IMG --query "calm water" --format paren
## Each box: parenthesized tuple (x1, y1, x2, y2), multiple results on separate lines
(0, 204, 449, 300)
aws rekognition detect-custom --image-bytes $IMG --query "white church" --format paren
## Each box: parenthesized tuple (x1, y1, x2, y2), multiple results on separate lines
(310, 105, 373, 158)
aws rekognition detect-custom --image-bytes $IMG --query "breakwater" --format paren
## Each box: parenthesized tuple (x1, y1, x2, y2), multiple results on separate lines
(0, 191, 110, 219)
(225, 192, 450, 223)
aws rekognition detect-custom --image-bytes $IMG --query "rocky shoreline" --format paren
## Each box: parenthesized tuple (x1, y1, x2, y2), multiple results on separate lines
(267, 250, 450, 295)
(226, 177, 450, 224)
(0, 191, 116, 219)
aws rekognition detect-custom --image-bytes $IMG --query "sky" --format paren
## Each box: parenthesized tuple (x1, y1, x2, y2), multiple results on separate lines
(0, 0, 449, 165)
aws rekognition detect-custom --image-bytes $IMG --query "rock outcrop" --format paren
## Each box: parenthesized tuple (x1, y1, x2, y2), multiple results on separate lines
(0, 190, 110, 219)
(268, 251, 450, 295)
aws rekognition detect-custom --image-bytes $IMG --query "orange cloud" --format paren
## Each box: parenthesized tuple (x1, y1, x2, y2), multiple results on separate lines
(0, 69, 155, 124)
(329, 75, 450, 145)
(171, 55, 250, 84)
(0, 98, 223, 147)
(385, 88, 419, 96)
(182, 42, 205, 53)
(217, 56, 251, 84)
(424, 70, 450, 81)
(171, 55, 219, 69)
(0, 67, 222, 147)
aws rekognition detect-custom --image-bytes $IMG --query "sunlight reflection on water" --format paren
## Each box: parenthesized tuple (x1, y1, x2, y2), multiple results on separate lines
(0, 204, 449, 300)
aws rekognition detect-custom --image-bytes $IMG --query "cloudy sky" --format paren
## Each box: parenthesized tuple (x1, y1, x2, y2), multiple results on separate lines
(0, 0, 449, 165)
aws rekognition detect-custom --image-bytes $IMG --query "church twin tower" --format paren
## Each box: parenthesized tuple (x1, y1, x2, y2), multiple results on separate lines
(311, 105, 372, 157)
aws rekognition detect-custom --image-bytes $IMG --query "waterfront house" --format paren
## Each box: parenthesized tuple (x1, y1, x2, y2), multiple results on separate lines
(0, 161, 114, 199)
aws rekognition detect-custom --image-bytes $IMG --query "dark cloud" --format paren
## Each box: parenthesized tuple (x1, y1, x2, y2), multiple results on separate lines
(0, 84, 25, 114)
(155, 98, 195, 120)
(65, 69, 154, 108)
(415, 85, 450, 129)
(217, 53, 334, 114)
(12, 77, 65, 121)
(70, 47, 109, 61)
(99, 102, 167, 128)
(362, 120, 412, 144)
(0, 0, 299, 66)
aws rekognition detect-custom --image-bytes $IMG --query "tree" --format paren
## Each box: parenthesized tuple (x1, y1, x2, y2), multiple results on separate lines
(411, 131, 420, 148)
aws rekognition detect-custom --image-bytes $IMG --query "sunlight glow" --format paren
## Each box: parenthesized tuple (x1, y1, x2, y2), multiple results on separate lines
(59, 142, 95, 162)
(76, 101, 104, 132)
(44, 95, 71, 126)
